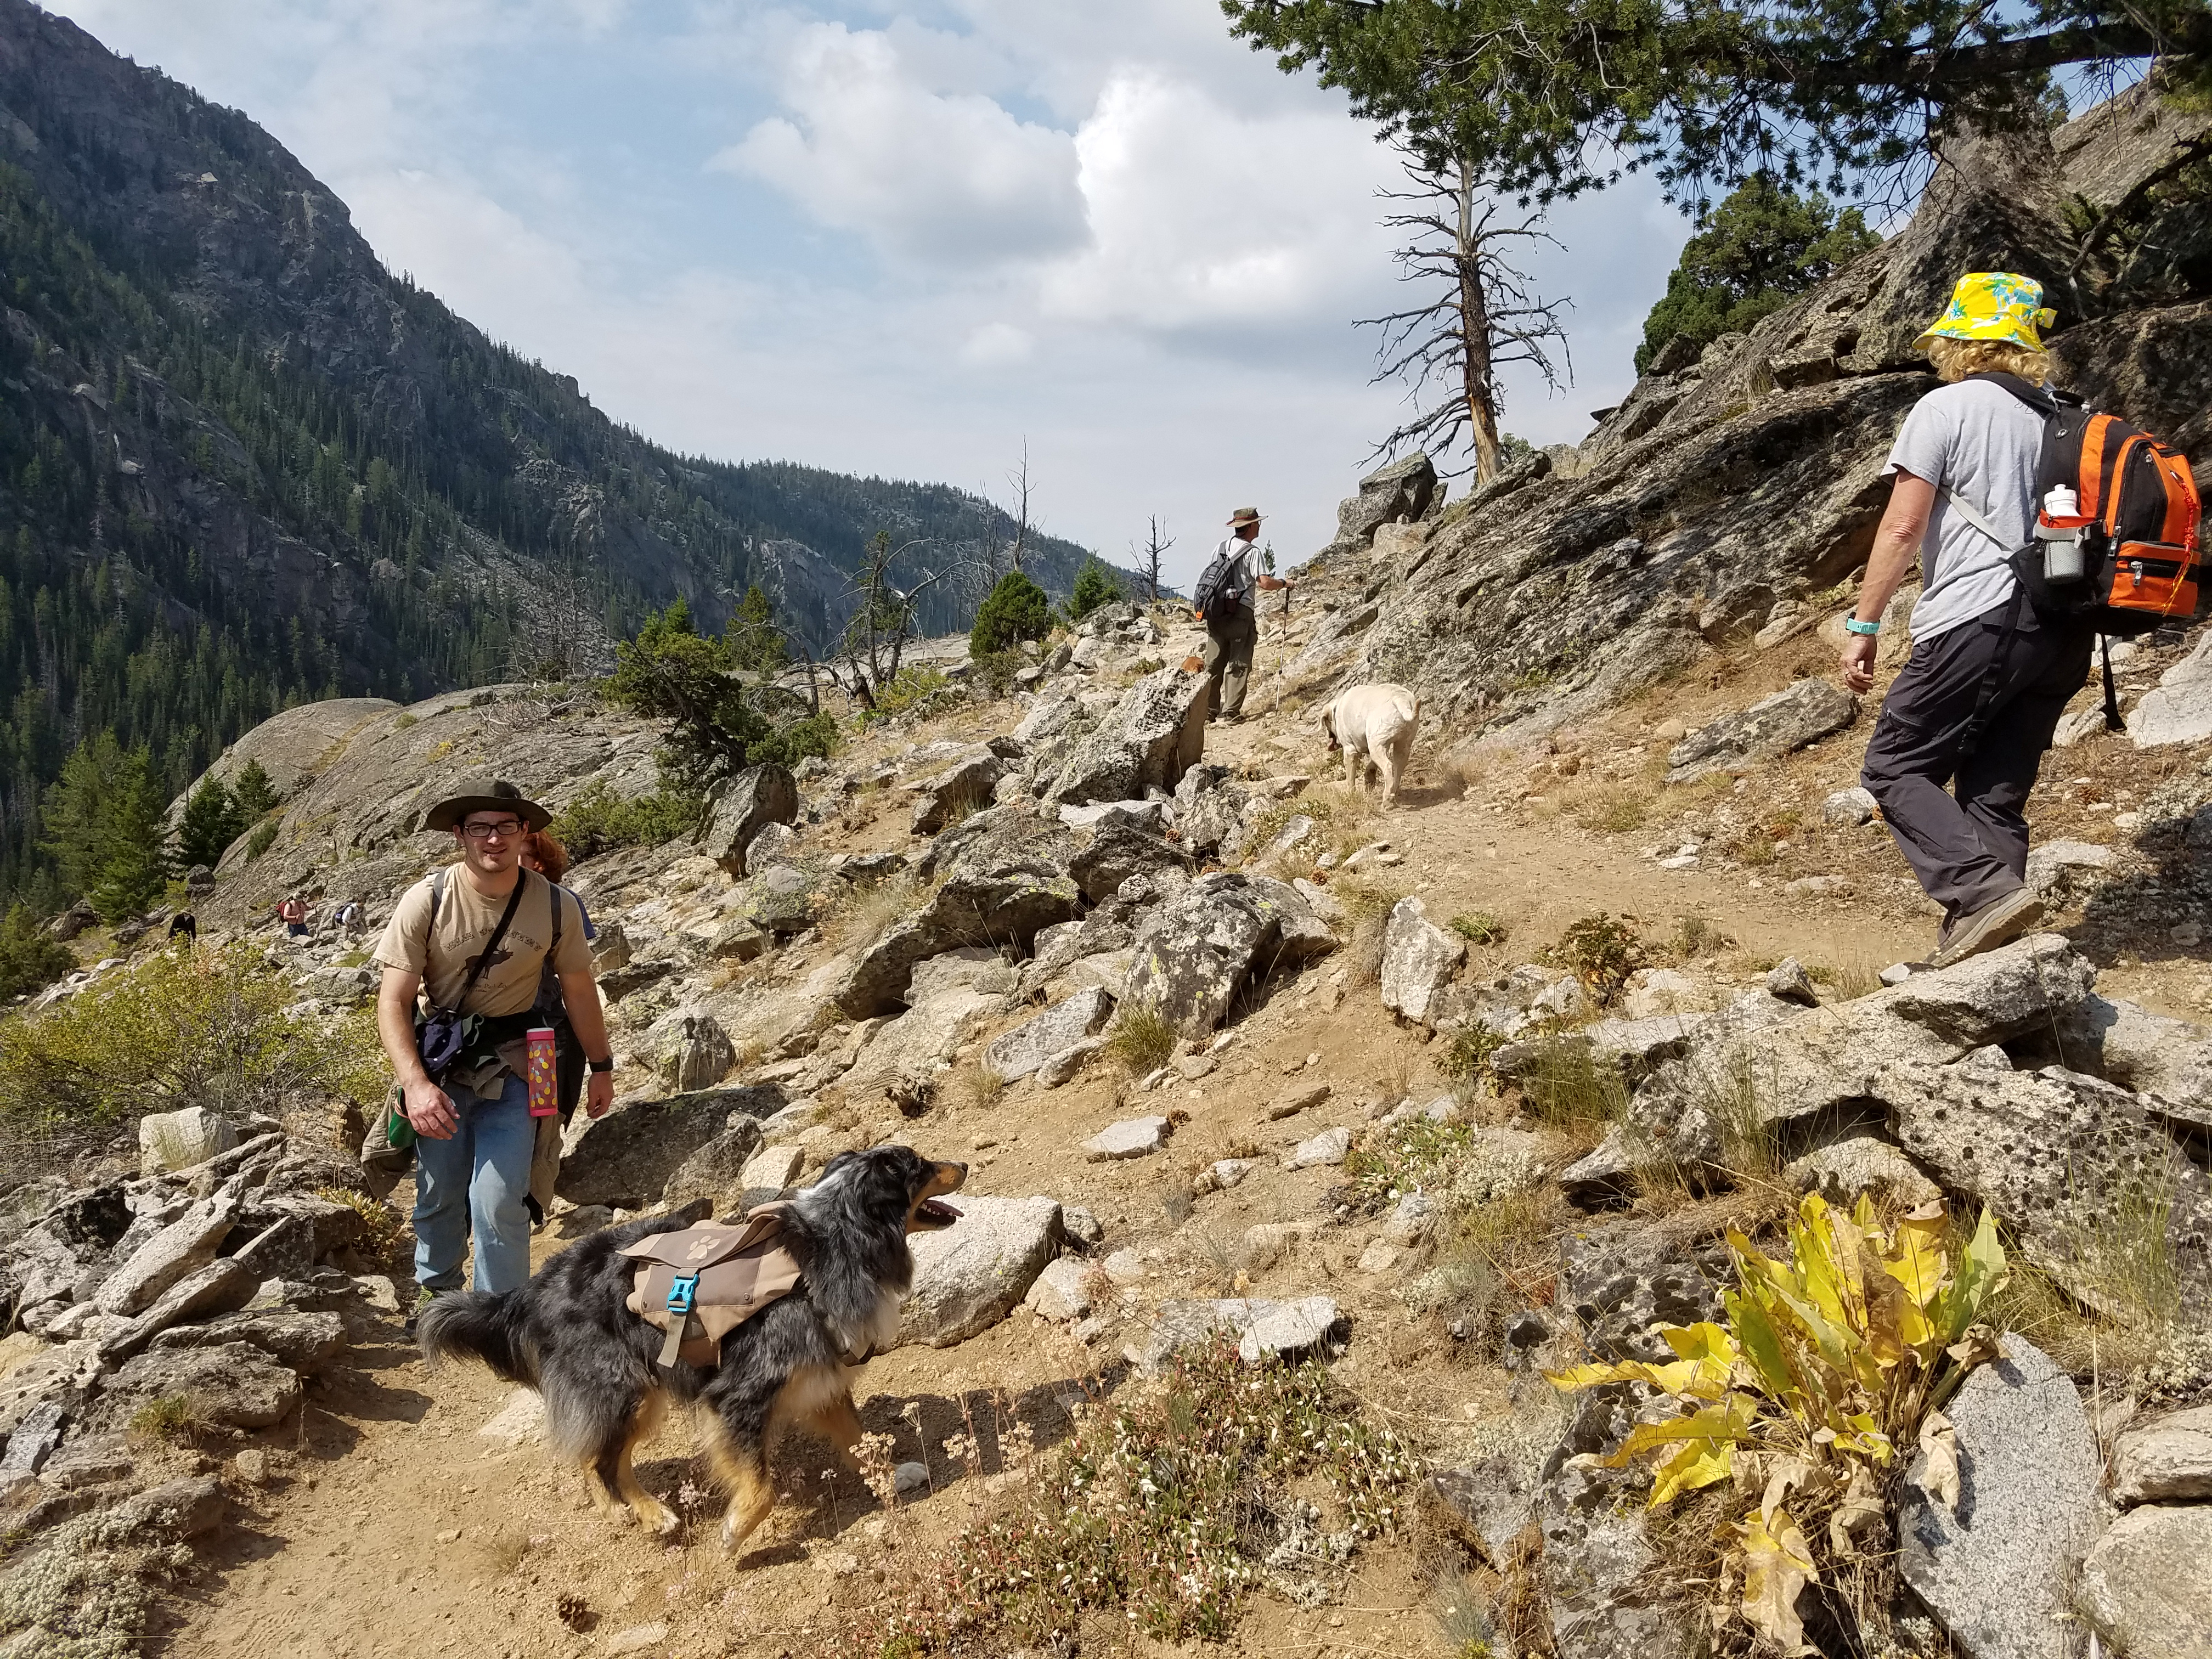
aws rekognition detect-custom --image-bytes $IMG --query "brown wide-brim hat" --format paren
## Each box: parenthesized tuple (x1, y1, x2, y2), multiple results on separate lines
(421, 778, 551, 833)
(1227, 507, 1263, 527)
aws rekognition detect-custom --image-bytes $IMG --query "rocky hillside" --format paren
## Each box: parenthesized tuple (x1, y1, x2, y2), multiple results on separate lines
(5, 505, 2211, 1654)
(0, 0, 1121, 905)
(4, 69, 2212, 1659)
(1344, 84, 2212, 744)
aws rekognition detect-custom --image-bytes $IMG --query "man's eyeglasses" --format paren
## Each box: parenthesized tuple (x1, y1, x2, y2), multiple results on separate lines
(460, 820, 523, 839)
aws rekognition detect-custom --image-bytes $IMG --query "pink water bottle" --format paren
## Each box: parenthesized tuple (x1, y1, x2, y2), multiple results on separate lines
(527, 1027, 558, 1117)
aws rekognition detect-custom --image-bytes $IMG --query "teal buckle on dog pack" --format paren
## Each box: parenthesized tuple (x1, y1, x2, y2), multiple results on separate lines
(657, 1272, 701, 1367)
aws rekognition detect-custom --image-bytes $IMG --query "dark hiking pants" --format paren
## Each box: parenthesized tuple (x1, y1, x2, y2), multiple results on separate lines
(1204, 605, 1258, 719)
(1860, 592, 2094, 928)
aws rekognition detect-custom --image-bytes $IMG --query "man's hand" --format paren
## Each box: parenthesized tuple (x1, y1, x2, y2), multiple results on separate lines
(403, 1076, 458, 1139)
(585, 1069, 615, 1119)
(1839, 633, 1878, 694)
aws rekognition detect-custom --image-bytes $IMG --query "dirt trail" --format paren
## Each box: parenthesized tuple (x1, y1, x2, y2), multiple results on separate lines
(163, 619, 2196, 1659)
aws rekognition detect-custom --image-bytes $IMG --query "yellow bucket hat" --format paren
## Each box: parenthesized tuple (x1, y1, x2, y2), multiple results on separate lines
(1915, 271, 2057, 353)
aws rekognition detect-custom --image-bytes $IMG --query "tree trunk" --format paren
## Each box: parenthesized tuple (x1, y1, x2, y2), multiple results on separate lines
(1455, 165, 1503, 485)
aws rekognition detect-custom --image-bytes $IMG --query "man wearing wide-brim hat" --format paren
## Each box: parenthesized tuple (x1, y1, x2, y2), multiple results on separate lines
(373, 780, 616, 1320)
(1198, 507, 1291, 723)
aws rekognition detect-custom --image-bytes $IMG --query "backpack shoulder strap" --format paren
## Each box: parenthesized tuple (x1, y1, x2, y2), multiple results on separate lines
(1939, 486, 2027, 555)
(428, 866, 447, 931)
(1967, 370, 2074, 417)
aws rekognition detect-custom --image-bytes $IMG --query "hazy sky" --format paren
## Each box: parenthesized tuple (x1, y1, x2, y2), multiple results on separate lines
(50, 0, 1694, 581)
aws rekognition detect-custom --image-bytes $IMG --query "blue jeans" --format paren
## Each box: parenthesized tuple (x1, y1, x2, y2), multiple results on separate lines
(412, 1072, 534, 1295)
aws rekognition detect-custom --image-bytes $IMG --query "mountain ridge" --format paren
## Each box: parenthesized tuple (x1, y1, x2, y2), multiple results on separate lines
(0, 0, 1127, 908)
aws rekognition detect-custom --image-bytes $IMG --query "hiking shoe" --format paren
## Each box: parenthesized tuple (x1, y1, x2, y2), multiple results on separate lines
(1927, 888, 2044, 969)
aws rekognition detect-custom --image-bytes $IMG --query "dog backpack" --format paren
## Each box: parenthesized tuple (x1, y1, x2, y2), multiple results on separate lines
(1190, 545, 1246, 628)
(619, 1206, 805, 1369)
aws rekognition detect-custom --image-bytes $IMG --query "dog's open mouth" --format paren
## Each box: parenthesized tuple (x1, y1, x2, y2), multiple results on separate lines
(913, 1197, 962, 1227)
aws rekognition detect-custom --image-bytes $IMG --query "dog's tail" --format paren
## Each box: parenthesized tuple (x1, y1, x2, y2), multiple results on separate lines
(418, 1289, 539, 1386)
(1392, 686, 1421, 728)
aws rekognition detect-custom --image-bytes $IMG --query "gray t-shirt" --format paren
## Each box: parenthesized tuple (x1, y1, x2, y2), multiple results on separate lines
(1209, 537, 1259, 607)
(1882, 379, 2046, 641)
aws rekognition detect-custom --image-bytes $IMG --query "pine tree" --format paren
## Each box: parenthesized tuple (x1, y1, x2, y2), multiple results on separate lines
(1635, 178, 1882, 373)
(727, 585, 790, 674)
(970, 572, 1053, 657)
(174, 775, 242, 870)
(41, 735, 167, 921)
(229, 758, 280, 821)
(1066, 558, 1122, 624)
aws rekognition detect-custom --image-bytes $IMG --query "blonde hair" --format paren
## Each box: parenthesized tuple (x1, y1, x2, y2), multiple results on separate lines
(1926, 335, 2052, 386)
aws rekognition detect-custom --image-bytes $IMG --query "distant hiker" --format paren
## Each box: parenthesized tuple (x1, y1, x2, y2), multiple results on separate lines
(1193, 506, 1290, 723)
(373, 781, 616, 1316)
(277, 894, 308, 938)
(1843, 274, 2090, 968)
(335, 899, 366, 939)
(167, 911, 197, 947)
(518, 829, 599, 1133)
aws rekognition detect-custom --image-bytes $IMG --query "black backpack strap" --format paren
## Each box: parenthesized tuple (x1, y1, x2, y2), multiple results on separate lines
(1956, 584, 2027, 759)
(1967, 370, 2076, 417)
(2100, 634, 2125, 732)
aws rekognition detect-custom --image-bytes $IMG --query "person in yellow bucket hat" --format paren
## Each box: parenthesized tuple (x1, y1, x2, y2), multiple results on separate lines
(1914, 270, 2059, 354)
(1839, 271, 2095, 971)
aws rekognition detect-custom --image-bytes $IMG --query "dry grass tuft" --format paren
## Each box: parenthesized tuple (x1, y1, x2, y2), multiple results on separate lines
(129, 1393, 214, 1445)
(819, 872, 933, 955)
(1103, 1002, 1178, 1076)
(949, 1054, 1007, 1111)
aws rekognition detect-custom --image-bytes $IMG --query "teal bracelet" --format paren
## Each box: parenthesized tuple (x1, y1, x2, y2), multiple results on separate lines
(1844, 618, 1881, 636)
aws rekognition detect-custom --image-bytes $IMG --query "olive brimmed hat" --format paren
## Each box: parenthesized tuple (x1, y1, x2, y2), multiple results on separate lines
(421, 778, 551, 833)
(1227, 507, 1264, 527)
(1915, 272, 2057, 353)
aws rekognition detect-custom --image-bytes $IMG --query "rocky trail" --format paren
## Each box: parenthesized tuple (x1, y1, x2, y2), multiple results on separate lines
(9, 77, 2212, 1659)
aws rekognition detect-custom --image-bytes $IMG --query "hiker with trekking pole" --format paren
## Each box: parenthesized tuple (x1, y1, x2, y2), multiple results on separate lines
(1193, 507, 1291, 724)
(1842, 272, 2202, 970)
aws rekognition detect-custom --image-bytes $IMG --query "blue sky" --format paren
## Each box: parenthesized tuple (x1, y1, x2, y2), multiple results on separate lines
(50, 0, 1695, 581)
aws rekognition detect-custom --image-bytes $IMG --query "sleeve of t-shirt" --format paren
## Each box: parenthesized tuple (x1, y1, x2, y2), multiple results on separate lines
(1882, 393, 1957, 488)
(551, 887, 593, 977)
(371, 880, 433, 979)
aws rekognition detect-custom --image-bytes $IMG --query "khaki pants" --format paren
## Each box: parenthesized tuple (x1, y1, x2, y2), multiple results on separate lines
(1204, 605, 1257, 719)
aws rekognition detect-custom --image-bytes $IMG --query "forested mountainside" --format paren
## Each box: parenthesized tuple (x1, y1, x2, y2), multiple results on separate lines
(0, 0, 1109, 911)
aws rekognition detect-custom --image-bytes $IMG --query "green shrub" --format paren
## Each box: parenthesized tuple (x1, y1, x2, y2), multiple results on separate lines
(859, 665, 959, 727)
(1065, 557, 1122, 624)
(603, 598, 826, 791)
(1549, 912, 1645, 1003)
(1448, 911, 1508, 946)
(544, 778, 703, 861)
(969, 571, 1053, 657)
(971, 648, 1025, 698)
(244, 821, 279, 862)
(0, 943, 388, 1139)
(0, 905, 72, 1000)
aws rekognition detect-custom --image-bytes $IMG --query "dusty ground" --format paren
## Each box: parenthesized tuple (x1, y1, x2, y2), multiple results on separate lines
(156, 604, 2211, 1659)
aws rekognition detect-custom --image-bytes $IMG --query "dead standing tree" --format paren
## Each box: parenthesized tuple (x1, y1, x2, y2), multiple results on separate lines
(838, 532, 972, 709)
(1363, 152, 1573, 486)
(1132, 515, 1173, 605)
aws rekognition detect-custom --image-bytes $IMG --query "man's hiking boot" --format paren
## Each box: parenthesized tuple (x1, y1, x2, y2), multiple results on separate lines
(1927, 887, 2044, 969)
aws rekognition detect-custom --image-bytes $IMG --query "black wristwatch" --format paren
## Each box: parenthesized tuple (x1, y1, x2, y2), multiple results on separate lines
(587, 1057, 615, 1075)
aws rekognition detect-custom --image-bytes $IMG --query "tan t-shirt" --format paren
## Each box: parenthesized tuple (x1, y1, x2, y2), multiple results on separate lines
(373, 866, 591, 1018)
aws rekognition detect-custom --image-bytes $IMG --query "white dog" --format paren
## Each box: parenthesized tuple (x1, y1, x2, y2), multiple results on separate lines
(1321, 682, 1421, 806)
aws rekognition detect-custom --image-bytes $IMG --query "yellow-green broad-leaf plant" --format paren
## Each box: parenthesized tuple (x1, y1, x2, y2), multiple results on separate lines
(1547, 1193, 2008, 1652)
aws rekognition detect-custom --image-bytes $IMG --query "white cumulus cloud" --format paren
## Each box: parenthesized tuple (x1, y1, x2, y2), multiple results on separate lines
(715, 21, 1086, 267)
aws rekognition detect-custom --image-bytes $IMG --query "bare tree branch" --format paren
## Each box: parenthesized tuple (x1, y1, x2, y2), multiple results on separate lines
(1358, 149, 1575, 483)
